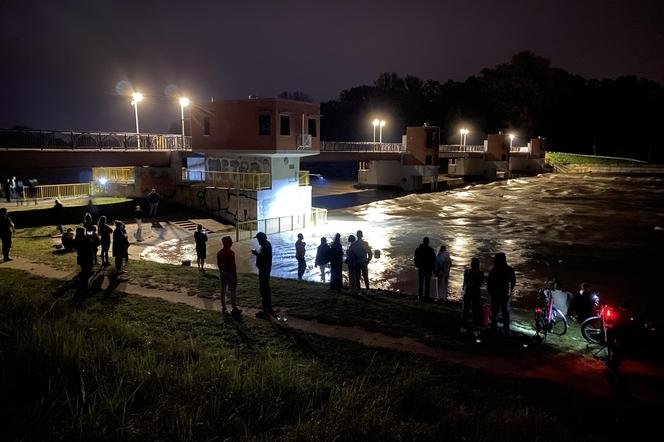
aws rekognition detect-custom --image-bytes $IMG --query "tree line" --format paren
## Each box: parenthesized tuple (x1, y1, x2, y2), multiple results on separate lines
(319, 52, 664, 162)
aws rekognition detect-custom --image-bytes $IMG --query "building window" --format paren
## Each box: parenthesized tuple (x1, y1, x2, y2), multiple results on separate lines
(425, 155, 432, 165)
(259, 114, 271, 135)
(280, 115, 290, 136)
(308, 118, 317, 137)
(203, 116, 210, 136)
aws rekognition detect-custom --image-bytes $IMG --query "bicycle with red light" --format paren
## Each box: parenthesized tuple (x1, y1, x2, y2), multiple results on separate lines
(534, 286, 568, 340)
(581, 303, 620, 364)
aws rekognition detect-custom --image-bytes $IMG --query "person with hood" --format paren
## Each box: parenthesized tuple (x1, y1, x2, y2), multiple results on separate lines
(295, 233, 306, 280)
(434, 245, 452, 302)
(112, 221, 130, 273)
(414, 237, 436, 301)
(194, 224, 208, 272)
(98, 216, 113, 266)
(328, 233, 344, 291)
(314, 237, 330, 283)
(0, 208, 15, 261)
(217, 236, 241, 316)
(345, 235, 357, 292)
(461, 257, 484, 335)
(252, 232, 273, 317)
(487, 252, 516, 335)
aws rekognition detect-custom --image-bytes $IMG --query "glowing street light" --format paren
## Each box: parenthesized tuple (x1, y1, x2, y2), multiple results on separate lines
(379, 120, 386, 143)
(131, 92, 144, 148)
(459, 128, 469, 146)
(509, 133, 515, 149)
(372, 119, 380, 143)
(179, 97, 190, 150)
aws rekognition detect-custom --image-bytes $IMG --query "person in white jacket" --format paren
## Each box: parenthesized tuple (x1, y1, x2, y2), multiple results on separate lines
(434, 245, 452, 302)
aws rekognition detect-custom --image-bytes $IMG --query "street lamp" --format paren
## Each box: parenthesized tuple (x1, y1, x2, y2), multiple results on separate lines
(459, 128, 469, 146)
(379, 120, 386, 143)
(131, 92, 144, 148)
(509, 133, 515, 149)
(179, 97, 190, 150)
(372, 119, 380, 143)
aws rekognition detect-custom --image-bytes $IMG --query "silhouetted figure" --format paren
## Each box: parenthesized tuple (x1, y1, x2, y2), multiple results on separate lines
(26, 178, 37, 204)
(345, 235, 357, 292)
(329, 233, 344, 291)
(8, 176, 16, 201)
(2, 178, 11, 202)
(134, 205, 143, 242)
(487, 252, 516, 335)
(74, 227, 94, 295)
(112, 221, 129, 273)
(0, 208, 15, 261)
(61, 228, 75, 252)
(461, 257, 484, 335)
(15, 179, 24, 206)
(88, 224, 100, 265)
(252, 232, 273, 316)
(217, 236, 241, 316)
(295, 233, 306, 279)
(83, 212, 94, 233)
(194, 224, 208, 272)
(315, 237, 330, 283)
(147, 188, 160, 219)
(98, 216, 112, 266)
(572, 282, 597, 322)
(414, 237, 436, 301)
(434, 245, 452, 302)
(349, 230, 372, 291)
(53, 199, 64, 234)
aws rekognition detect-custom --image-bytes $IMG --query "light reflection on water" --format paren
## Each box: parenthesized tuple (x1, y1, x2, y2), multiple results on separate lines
(142, 174, 664, 316)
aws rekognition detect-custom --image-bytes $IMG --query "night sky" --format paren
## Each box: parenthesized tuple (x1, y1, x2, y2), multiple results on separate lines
(1, 0, 662, 133)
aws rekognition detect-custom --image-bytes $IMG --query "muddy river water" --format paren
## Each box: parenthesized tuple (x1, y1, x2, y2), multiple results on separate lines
(143, 174, 664, 317)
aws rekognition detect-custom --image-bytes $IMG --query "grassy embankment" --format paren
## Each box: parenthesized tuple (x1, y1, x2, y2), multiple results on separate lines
(1, 267, 657, 441)
(6, 197, 131, 212)
(545, 152, 645, 166)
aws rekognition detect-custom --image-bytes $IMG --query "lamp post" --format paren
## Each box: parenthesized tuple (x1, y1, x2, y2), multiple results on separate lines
(459, 128, 469, 146)
(379, 120, 386, 143)
(179, 97, 190, 150)
(372, 119, 379, 143)
(131, 92, 144, 148)
(509, 133, 515, 149)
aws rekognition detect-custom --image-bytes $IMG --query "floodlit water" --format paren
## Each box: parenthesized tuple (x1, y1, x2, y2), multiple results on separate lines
(142, 174, 664, 316)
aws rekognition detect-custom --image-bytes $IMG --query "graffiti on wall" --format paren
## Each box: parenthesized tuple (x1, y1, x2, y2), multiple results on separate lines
(206, 156, 271, 173)
(192, 187, 257, 223)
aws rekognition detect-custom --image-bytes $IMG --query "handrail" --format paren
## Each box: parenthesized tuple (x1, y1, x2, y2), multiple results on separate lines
(28, 183, 94, 201)
(235, 207, 328, 242)
(439, 144, 486, 153)
(0, 129, 191, 150)
(181, 168, 272, 191)
(92, 167, 135, 183)
(320, 141, 406, 152)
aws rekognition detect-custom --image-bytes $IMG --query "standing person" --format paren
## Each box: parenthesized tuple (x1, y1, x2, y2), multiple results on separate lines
(9, 176, 17, 201)
(0, 208, 15, 262)
(73, 227, 94, 295)
(295, 233, 306, 280)
(434, 245, 452, 302)
(461, 257, 484, 335)
(217, 236, 241, 316)
(355, 230, 373, 292)
(112, 221, 129, 273)
(487, 252, 516, 335)
(329, 233, 344, 291)
(98, 216, 112, 266)
(194, 224, 208, 272)
(252, 232, 273, 317)
(2, 178, 11, 203)
(88, 225, 100, 265)
(27, 178, 37, 205)
(414, 237, 436, 301)
(315, 237, 331, 283)
(83, 212, 94, 233)
(15, 179, 24, 206)
(345, 235, 357, 293)
(53, 199, 64, 234)
(133, 205, 143, 242)
(147, 188, 160, 220)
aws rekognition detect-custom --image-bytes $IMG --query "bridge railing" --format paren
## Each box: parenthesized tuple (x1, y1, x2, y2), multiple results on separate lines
(181, 168, 271, 191)
(439, 144, 486, 153)
(0, 129, 191, 150)
(510, 146, 530, 153)
(235, 207, 328, 242)
(320, 141, 406, 152)
(92, 167, 135, 183)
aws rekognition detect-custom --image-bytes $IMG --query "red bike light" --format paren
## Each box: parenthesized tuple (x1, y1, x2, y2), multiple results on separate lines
(534, 308, 542, 313)
(605, 307, 617, 322)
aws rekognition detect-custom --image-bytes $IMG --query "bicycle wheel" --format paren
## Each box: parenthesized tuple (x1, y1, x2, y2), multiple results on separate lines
(550, 308, 568, 336)
(534, 311, 546, 334)
(581, 316, 605, 345)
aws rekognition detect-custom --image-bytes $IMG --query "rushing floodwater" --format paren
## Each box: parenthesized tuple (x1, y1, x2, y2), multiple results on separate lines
(143, 174, 664, 316)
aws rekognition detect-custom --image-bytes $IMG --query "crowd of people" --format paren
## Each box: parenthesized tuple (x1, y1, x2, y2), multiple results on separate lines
(3, 176, 38, 206)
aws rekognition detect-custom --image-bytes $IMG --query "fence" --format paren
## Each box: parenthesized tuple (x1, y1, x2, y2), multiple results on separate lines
(29, 183, 94, 201)
(510, 146, 530, 153)
(298, 170, 310, 186)
(0, 129, 191, 150)
(321, 141, 406, 152)
(92, 167, 135, 183)
(181, 168, 271, 191)
(439, 144, 486, 153)
(235, 207, 328, 241)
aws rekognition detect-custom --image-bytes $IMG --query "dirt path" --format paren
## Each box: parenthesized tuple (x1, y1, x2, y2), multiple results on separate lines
(4, 257, 661, 400)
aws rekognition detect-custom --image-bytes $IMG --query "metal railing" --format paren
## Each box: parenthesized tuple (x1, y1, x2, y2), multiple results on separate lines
(29, 183, 95, 200)
(321, 141, 406, 152)
(510, 146, 530, 153)
(439, 144, 486, 153)
(236, 208, 328, 241)
(92, 167, 135, 183)
(298, 170, 310, 186)
(0, 129, 191, 150)
(181, 168, 272, 191)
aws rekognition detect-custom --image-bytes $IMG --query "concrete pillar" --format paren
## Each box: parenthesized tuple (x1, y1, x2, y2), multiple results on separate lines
(486, 134, 509, 161)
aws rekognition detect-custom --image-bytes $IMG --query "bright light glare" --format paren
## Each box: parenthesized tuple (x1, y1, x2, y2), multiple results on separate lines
(509, 133, 515, 140)
(131, 92, 144, 104)
(380, 120, 386, 127)
(179, 97, 190, 107)
(372, 119, 380, 127)
(98, 177, 108, 185)
(459, 128, 469, 135)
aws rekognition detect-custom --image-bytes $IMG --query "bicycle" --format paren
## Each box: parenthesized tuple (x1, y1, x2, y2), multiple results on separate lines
(581, 303, 619, 366)
(534, 287, 568, 341)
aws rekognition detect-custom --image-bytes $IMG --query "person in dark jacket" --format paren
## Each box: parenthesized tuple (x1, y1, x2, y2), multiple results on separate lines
(61, 228, 75, 252)
(112, 221, 130, 273)
(74, 227, 94, 294)
(314, 237, 330, 283)
(345, 235, 357, 293)
(0, 208, 15, 261)
(217, 235, 241, 316)
(329, 233, 344, 291)
(461, 257, 484, 335)
(194, 224, 208, 272)
(487, 252, 516, 335)
(252, 232, 273, 316)
(83, 212, 94, 233)
(295, 233, 306, 279)
(2, 178, 11, 203)
(53, 199, 64, 233)
(98, 216, 112, 266)
(147, 188, 160, 219)
(414, 237, 436, 301)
